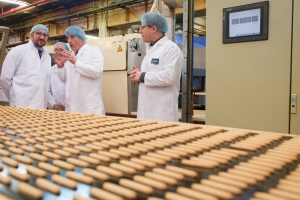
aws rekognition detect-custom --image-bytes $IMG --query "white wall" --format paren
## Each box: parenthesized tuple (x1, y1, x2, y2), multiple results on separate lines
(291, 0, 300, 135)
(206, 0, 293, 133)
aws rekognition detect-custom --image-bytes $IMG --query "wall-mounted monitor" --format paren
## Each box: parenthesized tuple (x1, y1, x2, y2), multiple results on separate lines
(223, 1, 269, 44)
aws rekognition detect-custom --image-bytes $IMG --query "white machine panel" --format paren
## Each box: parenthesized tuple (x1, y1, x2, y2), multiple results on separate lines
(102, 71, 128, 114)
(88, 40, 127, 71)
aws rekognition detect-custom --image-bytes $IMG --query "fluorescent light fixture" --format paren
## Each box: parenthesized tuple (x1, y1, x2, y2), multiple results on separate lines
(0, 0, 28, 6)
(86, 35, 99, 39)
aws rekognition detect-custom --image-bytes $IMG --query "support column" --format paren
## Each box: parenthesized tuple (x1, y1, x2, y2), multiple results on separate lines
(98, 12, 108, 38)
(181, 0, 194, 123)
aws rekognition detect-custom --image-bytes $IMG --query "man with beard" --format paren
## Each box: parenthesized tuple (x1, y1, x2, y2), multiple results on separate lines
(0, 24, 51, 109)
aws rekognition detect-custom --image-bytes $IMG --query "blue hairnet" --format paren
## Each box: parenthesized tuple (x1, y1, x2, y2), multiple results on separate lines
(5, 49, 8, 54)
(54, 42, 70, 51)
(65, 26, 86, 42)
(141, 12, 168, 33)
(30, 24, 49, 35)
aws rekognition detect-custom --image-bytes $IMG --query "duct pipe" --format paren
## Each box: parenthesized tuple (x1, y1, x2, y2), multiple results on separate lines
(158, 0, 175, 41)
(161, 0, 183, 8)
(0, 0, 53, 18)
(150, 0, 158, 12)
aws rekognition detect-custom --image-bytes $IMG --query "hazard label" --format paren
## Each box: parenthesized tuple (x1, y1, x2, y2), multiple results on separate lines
(117, 45, 122, 52)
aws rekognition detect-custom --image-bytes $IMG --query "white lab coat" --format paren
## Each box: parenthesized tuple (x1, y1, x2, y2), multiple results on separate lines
(57, 43, 105, 115)
(0, 87, 8, 101)
(0, 39, 51, 109)
(47, 65, 66, 109)
(137, 36, 183, 122)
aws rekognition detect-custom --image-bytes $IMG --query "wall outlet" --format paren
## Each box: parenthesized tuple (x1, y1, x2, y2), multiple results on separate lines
(291, 94, 297, 114)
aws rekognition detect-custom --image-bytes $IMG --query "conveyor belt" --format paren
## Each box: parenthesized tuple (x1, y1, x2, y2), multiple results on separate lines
(0, 106, 299, 200)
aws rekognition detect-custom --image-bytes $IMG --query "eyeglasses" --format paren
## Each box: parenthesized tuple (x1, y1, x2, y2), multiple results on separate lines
(140, 25, 153, 30)
(54, 48, 65, 52)
(35, 32, 49, 38)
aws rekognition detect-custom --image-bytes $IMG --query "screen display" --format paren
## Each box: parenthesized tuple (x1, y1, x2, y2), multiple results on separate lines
(229, 8, 261, 38)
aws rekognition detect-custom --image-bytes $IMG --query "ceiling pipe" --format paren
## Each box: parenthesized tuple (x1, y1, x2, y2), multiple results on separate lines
(150, 0, 158, 12)
(9, 0, 150, 32)
(0, 0, 54, 18)
(161, 0, 183, 8)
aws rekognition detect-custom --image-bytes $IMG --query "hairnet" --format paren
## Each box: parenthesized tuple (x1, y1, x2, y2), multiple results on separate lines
(141, 12, 168, 33)
(30, 24, 49, 35)
(5, 49, 8, 54)
(54, 42, 70, 51)
(65, 26, 86, 42)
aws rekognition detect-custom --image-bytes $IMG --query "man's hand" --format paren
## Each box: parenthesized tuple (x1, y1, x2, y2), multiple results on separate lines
(130, 65, 141, 83)
(60, 50, 76, 65)
(53, 52, 66, 68)
(53, 103, 65, 111)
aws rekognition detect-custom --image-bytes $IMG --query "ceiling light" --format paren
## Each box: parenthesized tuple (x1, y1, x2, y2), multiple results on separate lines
(0, 0, 28, 6)
(86, 35, 99, 39)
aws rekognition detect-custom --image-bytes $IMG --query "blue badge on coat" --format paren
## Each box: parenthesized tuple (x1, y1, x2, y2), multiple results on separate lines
(151, 58, 159, 65)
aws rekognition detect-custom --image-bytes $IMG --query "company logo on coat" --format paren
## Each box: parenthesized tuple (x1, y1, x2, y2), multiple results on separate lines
(151, 58, 159, 65)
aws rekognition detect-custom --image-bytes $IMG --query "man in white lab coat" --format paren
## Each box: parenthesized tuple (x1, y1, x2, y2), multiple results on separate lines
(130, 12, 183, 122)
(53, 25, 105, 115)
(0, 49, 9, 102)
(47, 42, 69, 111)
(0, 24, 51, 109)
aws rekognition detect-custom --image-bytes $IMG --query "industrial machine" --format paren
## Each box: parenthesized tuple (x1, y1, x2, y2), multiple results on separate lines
(179, 68, 206, 110)
(127, 38, 147, 113)
(192, 68, 206, 109)
(177, 35, 207, 111)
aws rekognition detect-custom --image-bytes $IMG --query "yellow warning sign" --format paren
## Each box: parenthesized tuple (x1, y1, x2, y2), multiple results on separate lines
(117, 45, 122, 52)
